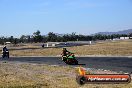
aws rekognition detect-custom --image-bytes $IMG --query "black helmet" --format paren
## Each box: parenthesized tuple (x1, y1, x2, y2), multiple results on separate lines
(63, 48, 66, 50)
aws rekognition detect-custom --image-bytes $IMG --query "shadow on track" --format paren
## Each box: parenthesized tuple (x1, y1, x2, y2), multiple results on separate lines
(77, 63, 86, 65)
(67, 63, 86, 65)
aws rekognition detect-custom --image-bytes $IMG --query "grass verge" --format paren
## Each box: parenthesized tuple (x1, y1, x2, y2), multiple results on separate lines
(8, 40, 132, 56)
(0, 62, 131, 88)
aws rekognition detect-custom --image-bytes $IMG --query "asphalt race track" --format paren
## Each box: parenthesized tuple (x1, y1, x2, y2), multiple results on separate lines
(0, 57, 132, 73)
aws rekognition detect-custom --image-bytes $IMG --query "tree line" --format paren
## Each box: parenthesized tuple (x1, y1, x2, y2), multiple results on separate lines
(0, 30, 132, 44)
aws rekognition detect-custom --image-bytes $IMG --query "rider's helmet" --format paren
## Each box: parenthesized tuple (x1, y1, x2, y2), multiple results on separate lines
(63, 48, 68, 52)
(63, 48, 66, 50)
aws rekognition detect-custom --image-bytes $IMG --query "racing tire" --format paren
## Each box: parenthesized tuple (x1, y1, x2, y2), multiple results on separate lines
(76, 76, 87, 85)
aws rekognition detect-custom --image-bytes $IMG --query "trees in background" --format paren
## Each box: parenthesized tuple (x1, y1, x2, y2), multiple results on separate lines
(33, 30, 43, 43)
(47, 32, 57, 42)
(0, 36, 6, 45)
(0, 30, 132, 44)
(20, 35, 31, 43)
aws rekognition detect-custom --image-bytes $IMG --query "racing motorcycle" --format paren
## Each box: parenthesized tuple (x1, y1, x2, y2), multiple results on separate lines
(62, 53, 78, 65)
(2, 50, 9, 58)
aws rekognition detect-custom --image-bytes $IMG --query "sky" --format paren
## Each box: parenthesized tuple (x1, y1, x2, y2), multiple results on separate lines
(0, 0, 132, 37)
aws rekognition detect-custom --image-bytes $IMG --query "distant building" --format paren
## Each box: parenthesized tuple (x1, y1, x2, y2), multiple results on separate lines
(4, 42, 12, 46)
(5, 42, 11, 45)
(120, 37, 130, 40)
(130, 37, 132, 39)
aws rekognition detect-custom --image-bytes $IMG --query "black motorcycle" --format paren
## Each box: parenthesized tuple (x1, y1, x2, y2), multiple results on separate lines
(2, 51, 9, 58)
